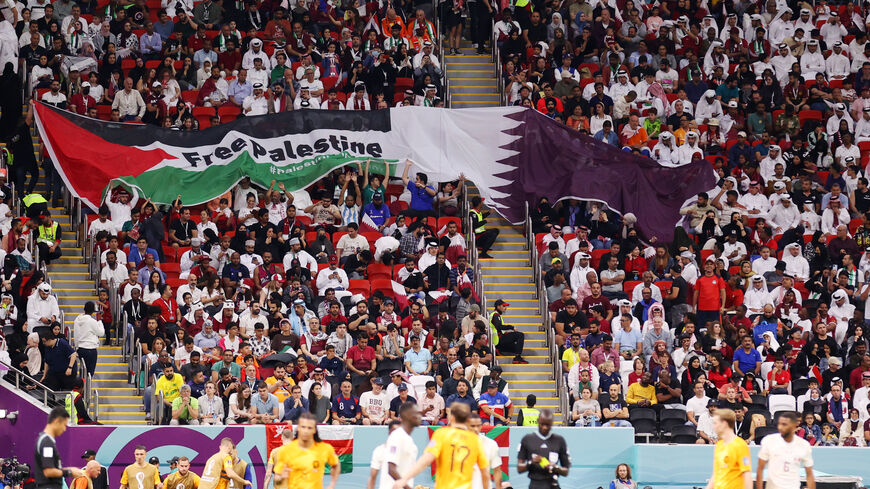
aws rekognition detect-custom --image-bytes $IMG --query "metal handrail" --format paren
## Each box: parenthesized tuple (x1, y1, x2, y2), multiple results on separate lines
(0, 360, 73, 410)
(153, 377, 163, 424)
(492, 23, 505, 106)
(524, 202, 569, 423)
(92, 386, 100, 422)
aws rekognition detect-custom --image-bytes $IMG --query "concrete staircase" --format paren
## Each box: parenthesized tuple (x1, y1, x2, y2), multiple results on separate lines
(472, 197, 561, 422)
(445, 41, 500, 108)
(27, 129, 147, 425)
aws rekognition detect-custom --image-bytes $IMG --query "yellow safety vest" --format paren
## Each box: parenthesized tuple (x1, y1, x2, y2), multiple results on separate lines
(23, 193, 47, 208)
(38, 222, 59, 245)
(488, 314, 500, 347)
(519, 407, 540, 426)
(470, 208, 486, 234)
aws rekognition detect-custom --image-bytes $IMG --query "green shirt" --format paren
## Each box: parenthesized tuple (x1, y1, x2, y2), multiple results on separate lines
(171, 396, 199, 419)
(362, 184, 386, 207)
(211, 360, 241, 378)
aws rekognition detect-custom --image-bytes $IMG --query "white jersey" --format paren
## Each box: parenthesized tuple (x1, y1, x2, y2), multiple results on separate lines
(758, 434, 814, 489)
(471, 433, 501, 489)
(378, 427, 418, 489)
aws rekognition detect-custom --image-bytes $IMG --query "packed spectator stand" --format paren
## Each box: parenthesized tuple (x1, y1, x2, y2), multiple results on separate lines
(2, 0, 870, 448)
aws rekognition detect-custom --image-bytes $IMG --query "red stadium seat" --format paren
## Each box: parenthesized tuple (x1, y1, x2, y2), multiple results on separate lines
(394, 77, 414, 92)
(348, 279, 371, 297)
(180, 90, 198, 105)
(166, 278, 187, 289)
(437, 216, 461, 234)
(193, 106, 215, 128)
(96, 105, 112, 121)
(371, 279, 395, 298)
(623, 280, 641, 294)
(590, 249, 608, 267)
(218, 105, 241, 122)
(331, 231, 347, 248)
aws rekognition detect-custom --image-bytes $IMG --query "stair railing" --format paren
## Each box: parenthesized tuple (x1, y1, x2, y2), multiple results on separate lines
(76, 355, 95, 420)
(0, 360, 73, 410)
(153, 376, 163, 424)
(108, 283, 122, 346)
(92, 386, 100, 423)
(492, 24, 505, 106)
(524, 202, 569, 423)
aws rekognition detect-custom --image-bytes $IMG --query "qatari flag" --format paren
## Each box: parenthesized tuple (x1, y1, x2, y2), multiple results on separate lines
(33, 102, 713, 242)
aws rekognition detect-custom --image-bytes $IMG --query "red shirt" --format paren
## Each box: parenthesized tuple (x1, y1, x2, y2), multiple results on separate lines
(347, 345, 375, 370)
(694, 274, 725, 311)
(768, 368, 791, 387)
(154, 297, 178, 324)
(708, 367, 732, 389)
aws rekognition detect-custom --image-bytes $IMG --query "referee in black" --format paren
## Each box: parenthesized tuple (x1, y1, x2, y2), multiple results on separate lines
(35, 407, 84, 489)
(517, 410, 571, 488)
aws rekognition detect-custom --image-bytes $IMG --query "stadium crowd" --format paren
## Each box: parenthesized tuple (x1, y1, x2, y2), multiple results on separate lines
(2, 0, 870, 449)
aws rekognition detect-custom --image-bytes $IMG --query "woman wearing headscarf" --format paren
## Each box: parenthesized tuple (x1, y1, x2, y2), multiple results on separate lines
(548, 13, 566, 42)
(531, 197, 557, 233)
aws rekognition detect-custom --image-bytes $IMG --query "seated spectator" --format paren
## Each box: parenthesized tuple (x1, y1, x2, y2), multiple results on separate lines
(250, 381, 279, 424)
(170, 384, 200, 425)
(282, 384, 309, 423)
(332, 379, 362, 425)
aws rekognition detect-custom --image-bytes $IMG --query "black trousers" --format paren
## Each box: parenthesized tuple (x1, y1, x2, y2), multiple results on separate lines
(471, 2, 492, 48)
(497, 330, 525, 356)
(37, 242, 62, 265)
(475, 229, 499, 253)
(77, 347, 98, 378)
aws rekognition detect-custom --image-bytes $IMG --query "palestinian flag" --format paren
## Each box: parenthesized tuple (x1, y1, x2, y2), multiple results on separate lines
(265, 423, 353, 474)
(426, 426, 509, 480)
(33, 102, 715, 243)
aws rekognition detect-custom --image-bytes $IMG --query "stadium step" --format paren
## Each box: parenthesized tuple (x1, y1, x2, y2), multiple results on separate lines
(445, 50, 500, 108)
(475, 209, 562, 421)
(92, 345, 145, 424)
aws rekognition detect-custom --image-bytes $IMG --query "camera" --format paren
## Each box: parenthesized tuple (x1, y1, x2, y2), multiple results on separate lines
(1, 456, 31, 486)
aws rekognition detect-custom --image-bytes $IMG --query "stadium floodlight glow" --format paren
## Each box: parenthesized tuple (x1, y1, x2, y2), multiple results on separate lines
(0, 409, 19, 424)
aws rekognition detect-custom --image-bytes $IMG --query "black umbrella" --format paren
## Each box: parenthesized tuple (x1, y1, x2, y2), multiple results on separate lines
(260, 352, 297, 368)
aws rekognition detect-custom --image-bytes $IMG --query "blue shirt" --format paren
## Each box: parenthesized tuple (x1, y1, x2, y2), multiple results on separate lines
(139, 32, 163, 54)
(478, 391, 510, 423)
(332, 394, 361, 418)
(363, 202, 390, 226)
(154, 20, 174, 40)
(404, 347, 432, 373)
(44, 338, 75, 374)
(445, 393, 478, 411)
(407, 181, 435, 211)
(733, 347, 762, 374)
(614, 327, 643, 353)
(282, 396, 309, 421)
(228, 79, 252, 106)
(593, 130, 619, 146)
(252, 392, 279, 418)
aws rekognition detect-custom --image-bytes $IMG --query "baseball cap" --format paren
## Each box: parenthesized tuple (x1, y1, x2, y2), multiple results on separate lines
(494, 299, 510, 308)
(487, 381, 499, 389)
(397, 383, 409, 392)
(470, 304, 481, 312)
(373, 190, 383, 200)
(329, 254, 339, 264)
(82, 450, 97, 459)
(372, 377, 385, 386)
(552, 257, 562, 264)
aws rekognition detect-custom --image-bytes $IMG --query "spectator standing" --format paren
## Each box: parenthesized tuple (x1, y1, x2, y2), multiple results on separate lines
(72, 301, 104, 377)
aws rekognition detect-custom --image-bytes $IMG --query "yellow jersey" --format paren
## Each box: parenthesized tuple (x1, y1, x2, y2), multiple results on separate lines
(163, 471, 200, 489)
(273, 440, 338, 489)
(268, 445, 290, 489)
(120, 463, 161, 489)
(425, 426, 489, 489)
(712, 436, 752, 489)
(199, 453, 234, 489)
